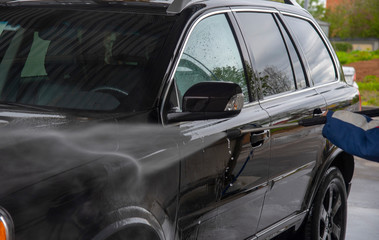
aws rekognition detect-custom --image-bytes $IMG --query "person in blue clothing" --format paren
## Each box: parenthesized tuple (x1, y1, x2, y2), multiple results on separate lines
(322, 110, 379, 162)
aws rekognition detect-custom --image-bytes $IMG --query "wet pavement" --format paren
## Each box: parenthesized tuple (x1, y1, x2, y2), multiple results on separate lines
(346, 157, 379, 240)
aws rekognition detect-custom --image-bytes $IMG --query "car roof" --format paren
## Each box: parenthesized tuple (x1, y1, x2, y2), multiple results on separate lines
(0, 0, 310, 17)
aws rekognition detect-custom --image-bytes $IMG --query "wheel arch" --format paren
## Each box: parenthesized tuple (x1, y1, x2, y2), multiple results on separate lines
(329, 151, 355, 195)
(92, 206, 165, 240)
(296, 150, 353, 238)
(305, 149, 354, 211)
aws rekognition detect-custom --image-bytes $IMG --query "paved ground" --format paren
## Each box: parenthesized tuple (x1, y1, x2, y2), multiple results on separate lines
(346, 157, 379, 240)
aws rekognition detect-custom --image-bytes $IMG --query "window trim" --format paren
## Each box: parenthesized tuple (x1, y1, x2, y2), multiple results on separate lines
(232, 8, 299, 99)
(274, 13, 309, 89)
(281, 12, 341, 86)
(160, 9, 251, 124)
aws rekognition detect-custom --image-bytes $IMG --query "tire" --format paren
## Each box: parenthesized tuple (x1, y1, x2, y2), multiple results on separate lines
(306, 167, 347, 240)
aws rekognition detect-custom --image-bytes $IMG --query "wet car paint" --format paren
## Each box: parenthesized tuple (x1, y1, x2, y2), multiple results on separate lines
(0, 1, 361, 240)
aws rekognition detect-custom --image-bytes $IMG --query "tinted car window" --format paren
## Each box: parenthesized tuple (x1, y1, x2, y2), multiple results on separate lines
(277, 17, 307, 89)
(0, 9, 175, 111)
(174, 14, 248, 105)
(236, 12, 296, 98)
(284, 15, 336, 85)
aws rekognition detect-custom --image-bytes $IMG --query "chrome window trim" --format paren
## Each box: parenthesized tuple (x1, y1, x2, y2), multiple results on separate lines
(256, 80, 342, 105)
(160, 8, 343, 124)
(280, 11, 341, 84)
(161, 7, 285, 124)
(231, 8, 324, 103)
(231, 8, 279, 14)
(160, 9, 232, 126)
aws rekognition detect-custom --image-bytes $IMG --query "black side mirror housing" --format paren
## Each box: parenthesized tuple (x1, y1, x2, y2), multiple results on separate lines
(168, 82, 244, 122)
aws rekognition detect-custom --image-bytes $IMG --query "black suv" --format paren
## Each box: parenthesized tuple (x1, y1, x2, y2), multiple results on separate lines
(0, 0, 360, 240)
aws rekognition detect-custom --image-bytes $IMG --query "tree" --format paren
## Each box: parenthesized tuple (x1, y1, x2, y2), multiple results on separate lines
(324, 0, 379, 38)
(296, 0, 326, 19)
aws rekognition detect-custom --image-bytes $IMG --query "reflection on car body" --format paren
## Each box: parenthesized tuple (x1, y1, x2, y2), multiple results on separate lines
(0, 0, 360, 240)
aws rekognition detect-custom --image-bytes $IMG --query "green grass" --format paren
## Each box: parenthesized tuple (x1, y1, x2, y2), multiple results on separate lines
(360, 90, 379, 106)
(336, 49, 379, 65)
(357, 75, 379, 106)
(336, 50, 379, 106)
(358, 75, 379, 91)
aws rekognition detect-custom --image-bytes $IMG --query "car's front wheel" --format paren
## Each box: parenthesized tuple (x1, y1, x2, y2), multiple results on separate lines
(306, 167, 347, 240)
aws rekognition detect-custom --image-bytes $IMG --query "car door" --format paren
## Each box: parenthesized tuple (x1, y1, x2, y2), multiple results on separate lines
(233, 10, 327, 231)
(161, 12, 271, 240)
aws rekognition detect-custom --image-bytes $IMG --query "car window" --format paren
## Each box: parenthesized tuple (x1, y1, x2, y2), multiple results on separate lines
(0, 8, 175, 112)
(284, 15, 337, 85)
(276, 16, 307, 89)
(236, 12, 296, 98)
(174, 14, 248, 107)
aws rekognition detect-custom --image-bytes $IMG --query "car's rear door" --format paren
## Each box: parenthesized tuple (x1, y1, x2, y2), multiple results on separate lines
(161, 11, 271, 239)
(233, 9, 328, 232)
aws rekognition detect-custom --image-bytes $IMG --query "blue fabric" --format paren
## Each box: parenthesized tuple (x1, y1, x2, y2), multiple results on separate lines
(322, 111, 379, 162)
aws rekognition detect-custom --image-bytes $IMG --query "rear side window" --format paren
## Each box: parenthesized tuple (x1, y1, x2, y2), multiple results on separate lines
(284, 16, 336, 85)
(236, 12, 296, 98)
(277, 19, 307, 89)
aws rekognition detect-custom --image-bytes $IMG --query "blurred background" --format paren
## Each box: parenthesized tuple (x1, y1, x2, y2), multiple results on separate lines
(295, 0, 379, 107)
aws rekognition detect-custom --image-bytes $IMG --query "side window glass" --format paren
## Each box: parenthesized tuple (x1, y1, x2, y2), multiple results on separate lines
(174, 14, 248, 107)
(236, 12, 296, 98)
(277, 18, 307, 89)
(284, 16, 336, 85)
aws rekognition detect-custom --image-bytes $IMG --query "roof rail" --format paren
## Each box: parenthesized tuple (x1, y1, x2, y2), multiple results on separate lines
(167, 0, 200, 14)
(166, 0, 301, 15)
(283, 0, 301, 7)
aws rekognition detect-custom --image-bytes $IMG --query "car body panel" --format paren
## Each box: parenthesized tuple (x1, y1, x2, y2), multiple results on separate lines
(257, 88, 326, 230)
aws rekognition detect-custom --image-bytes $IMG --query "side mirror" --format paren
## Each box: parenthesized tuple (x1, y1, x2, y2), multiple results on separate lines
(168, 82, 244, 122)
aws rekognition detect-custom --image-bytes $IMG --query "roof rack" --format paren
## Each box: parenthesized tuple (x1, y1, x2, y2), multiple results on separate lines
(283, 0, 301, 7)
(166, 0, 198, 14)
(167, 0, 301, 15)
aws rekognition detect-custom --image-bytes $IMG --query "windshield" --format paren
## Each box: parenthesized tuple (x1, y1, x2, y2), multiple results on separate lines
(0, 7, 174, 112)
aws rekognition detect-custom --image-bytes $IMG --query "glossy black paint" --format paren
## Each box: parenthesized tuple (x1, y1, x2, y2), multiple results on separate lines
(0, 1, 360, 240)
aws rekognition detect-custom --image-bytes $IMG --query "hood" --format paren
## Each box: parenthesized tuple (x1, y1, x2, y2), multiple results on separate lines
(0, 106, 183, 198)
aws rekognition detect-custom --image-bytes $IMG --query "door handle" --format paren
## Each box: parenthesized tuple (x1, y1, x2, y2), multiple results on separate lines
(250, 130, 270, 148)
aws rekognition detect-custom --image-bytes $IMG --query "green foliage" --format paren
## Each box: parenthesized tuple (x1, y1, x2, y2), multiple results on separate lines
(359, 90, 379, 106)
(372, 49, 379, 59)
(296, 0, 326, 19)
(358, 76, 379, 90)
(358, 75, 379, 106)
(336, 50, 379, 64)
(332, 42, 353, 52)
(325, 0, 379, 38)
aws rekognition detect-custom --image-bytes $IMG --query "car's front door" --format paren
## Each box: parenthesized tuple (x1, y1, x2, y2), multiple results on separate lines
(162, 12, 271, 239)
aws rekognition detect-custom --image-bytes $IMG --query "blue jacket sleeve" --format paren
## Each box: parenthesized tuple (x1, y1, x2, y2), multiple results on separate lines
(322, 111, 379, 162)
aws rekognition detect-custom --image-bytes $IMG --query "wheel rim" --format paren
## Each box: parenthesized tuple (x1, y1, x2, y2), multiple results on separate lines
(319, 183, 344, 240)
